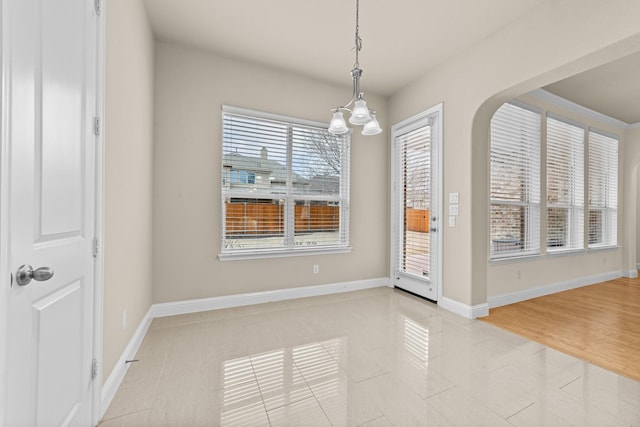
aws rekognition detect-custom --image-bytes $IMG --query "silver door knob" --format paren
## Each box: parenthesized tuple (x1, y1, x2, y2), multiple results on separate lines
(15, 265, 54, 287)
(430, 227, 437, 232)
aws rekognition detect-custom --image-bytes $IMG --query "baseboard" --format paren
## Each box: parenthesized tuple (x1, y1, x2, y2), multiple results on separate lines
(153, 277, 390, 318)
(487, 270, 623, 309)
(624, 269, 638, 279)
(438, 297, 489, 319)
(100, 306, 153, 419)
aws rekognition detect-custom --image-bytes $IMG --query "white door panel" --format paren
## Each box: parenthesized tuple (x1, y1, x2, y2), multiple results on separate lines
(4, 0, 98, 425)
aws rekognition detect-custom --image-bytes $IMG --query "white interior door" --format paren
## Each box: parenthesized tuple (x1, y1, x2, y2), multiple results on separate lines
(4, 0, 98, 425)
(391, 105, 442, 301)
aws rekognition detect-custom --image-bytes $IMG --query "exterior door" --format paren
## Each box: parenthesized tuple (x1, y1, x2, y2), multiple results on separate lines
(3, 0, 99, 425)
(391, 105, 442, 301)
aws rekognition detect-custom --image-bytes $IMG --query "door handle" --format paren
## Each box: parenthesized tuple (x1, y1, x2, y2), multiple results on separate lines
(15, 265, 54, 287)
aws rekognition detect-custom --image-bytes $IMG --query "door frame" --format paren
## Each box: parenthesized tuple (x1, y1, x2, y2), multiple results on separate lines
(92, 1, 105, 424)
(0, 0, 105, 424)
(1, 0, 9, 422)
(390, 103, 443, 301)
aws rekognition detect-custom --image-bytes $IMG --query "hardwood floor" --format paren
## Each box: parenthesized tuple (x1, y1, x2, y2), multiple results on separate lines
(480, 275, 640, 382)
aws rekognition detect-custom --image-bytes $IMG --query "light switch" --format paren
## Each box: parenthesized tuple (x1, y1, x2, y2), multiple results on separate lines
(449, 192, 459, 204)
(449, 204, 459, 216)
(449, 216, 456, 227)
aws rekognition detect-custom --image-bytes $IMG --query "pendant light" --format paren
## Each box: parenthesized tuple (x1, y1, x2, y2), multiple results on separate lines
(328, 0, 382, 136)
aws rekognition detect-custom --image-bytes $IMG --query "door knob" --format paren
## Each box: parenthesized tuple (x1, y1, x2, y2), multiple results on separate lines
(15, 265, 54, 287)
(430, 227, 437, 232)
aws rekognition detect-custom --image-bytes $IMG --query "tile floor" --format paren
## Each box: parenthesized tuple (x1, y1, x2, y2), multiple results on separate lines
(100, 287, 640, 426)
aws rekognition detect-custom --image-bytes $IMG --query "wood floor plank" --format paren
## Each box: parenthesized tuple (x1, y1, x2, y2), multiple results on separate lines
(480, 275, 640, 382)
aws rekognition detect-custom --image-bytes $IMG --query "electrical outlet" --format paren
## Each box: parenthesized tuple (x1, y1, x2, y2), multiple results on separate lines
(122, 310, 127, 331)
(313, 264, 319, 274)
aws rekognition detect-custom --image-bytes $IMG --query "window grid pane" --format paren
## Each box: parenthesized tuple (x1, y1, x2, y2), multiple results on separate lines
(546, 117, 584, 250)
(490, 103, 541, 257)
(588, 131, 618, 247)
(221, 109, 349, 254)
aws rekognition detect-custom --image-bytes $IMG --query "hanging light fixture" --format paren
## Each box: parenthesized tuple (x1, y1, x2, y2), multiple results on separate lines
(328, 0, 382, 136)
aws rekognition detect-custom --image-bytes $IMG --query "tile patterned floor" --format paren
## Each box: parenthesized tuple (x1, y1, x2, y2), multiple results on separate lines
(99, 287, 640, 426)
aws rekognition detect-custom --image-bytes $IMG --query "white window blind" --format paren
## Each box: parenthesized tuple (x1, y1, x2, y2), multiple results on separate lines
(396, 125, 431, 278)
(546, 116, 584, 251)
(221, 106, 350, 256)
(588, 131, 618, 248)
(490, 103, 541, 258)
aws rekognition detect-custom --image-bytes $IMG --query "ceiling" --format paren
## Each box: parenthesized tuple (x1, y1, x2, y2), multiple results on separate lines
(142, 0, 639, 126)
(543, 52, 640, 125)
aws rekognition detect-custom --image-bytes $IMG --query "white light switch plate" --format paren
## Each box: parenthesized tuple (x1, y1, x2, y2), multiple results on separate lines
(449, 204, 459, 216)
(449, 192, 459, 204)
(449, 216, 456, 227)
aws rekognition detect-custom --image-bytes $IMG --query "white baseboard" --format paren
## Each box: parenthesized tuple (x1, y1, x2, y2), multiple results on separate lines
(487, 270, 623, 309)
(438, 297, 489, 319)
(624, 270, 638, 279)
(153, 277, 390, 318)
(100, 307, 153, 420)
(636, 263, 640, 271)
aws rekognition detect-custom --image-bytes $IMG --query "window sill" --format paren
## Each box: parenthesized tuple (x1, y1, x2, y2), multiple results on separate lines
(489, 245, 621, 265)
(546, 248, 585, 258)
(587, 245, 620, 252)
(218, 246, 352, 261)
(489, 253, 543, 265)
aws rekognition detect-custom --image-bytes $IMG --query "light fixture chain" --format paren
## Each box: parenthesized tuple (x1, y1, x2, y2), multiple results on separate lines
(354, 0, 361, 69)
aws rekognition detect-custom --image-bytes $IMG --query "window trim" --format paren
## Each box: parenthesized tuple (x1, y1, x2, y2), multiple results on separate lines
(218, 245, 352, 261)
(218, 105, 351, 260)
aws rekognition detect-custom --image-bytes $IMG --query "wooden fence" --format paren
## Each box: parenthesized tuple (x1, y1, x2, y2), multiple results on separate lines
(406, 208, 429, 233)
(226, 202, 429, 235)
(225, 202, 339, 235)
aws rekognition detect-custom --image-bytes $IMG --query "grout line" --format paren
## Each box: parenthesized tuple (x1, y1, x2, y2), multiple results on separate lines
(422, 384, 455, 400)
(559, 375, 582, 391)
(506, 401, 536, 421)
(98, 409, 149, 425)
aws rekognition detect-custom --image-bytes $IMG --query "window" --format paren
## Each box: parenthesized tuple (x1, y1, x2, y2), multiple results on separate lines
(220, 106, 350, 258)
(229, 170, 256, 185)
(490, 99, 620, 260)
(490, 103, 541, 258)
(546, 116, 584, 251)
(588, 131, 618, 248)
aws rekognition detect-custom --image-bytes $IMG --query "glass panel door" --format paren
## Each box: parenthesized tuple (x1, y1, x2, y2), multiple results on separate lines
(392, 106, 441, 301)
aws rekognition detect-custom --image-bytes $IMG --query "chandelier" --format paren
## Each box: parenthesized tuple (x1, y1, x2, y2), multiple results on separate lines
(328, 0, 382, 136)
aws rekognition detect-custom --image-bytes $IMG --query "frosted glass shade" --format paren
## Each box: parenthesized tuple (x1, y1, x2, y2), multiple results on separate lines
(328, 111, 349, 135)
(361, 113, 382, 135)
(349, 99, 371, 125)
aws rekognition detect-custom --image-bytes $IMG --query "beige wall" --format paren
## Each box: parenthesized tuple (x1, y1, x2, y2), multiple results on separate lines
(626, 128, 640, 267)
(103, 0, 155, 382)
(390, 0, 640, 306)
(152, 42, 389, 304)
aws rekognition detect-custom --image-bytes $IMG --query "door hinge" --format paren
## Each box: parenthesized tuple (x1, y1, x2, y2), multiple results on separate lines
(91, 358, 98, 380)
(94, 116, 101, 136)
(94, 0, 102, 15)
(93, 237, 100, 258)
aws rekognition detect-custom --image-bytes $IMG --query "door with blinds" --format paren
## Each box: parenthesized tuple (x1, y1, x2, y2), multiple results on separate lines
(391, 105, 442, 301)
